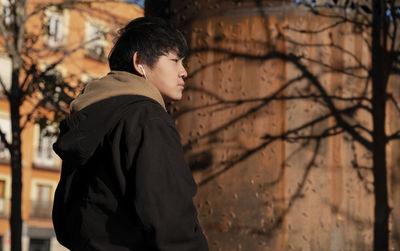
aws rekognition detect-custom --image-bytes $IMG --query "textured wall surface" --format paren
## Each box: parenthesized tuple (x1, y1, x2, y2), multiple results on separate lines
(167, 2, 400, 250)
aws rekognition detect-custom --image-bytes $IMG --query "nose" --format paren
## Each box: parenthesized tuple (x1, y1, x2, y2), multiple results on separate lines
(179, 63, 187, 79)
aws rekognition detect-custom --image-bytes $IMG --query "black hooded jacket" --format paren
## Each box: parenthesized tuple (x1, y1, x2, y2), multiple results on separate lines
(52, 71, 209, 251)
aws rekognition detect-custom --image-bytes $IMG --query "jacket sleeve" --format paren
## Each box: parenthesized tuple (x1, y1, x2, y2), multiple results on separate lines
(134, 117, 209, 251)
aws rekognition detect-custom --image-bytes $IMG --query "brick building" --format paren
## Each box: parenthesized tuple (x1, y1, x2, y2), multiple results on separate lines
(0, 1, 143, 250)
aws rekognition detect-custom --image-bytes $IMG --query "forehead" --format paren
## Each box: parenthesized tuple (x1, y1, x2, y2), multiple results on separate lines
(163, 50, 180, 58)
(165, 47, 186, 58)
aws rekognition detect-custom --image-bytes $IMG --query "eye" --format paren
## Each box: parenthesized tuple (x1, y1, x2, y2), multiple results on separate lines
(171, 59, 179, 62)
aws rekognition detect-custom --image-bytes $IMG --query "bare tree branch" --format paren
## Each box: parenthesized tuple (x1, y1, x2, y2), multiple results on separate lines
(176, 73, 306, 119)
(0, 76, 11, 98)
(262, 104, 368, 140)
(283, 20, 347, 34)
(301, 55, 369, 79)
(0, 128, 10, 150)
(188, 47, 374, 149)
(21, 34, 108, 95)
(350, 138, 373, 193)
(285, 36, 370, 74)
(290, 52, 373, 150)
(387, 130, 400, 141)
(301, 3, 372, 28)
(0, 0, 11, 49)
(387, 93, 400, 113)
(15, 0, 27, 54)
(27, 0, 120, 19)
(353, 124, 373, 135)
(20, 98, 45, 131)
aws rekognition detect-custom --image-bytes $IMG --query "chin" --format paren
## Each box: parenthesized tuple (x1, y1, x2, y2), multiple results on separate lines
(171, 93, 183, 101)
(163, 94, 182, 103)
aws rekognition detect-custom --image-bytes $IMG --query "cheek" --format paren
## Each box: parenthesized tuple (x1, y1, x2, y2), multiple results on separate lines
(153, 75, 172, 93)
(148, 64, 177, 90)
(148, 68, 164, 84)
(161, 70, 177, 84)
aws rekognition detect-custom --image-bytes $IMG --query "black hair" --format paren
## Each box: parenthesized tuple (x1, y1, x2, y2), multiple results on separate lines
(108, 17, 188, 75)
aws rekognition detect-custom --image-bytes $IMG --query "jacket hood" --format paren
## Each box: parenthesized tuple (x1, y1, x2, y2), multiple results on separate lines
(53, 71, 166, 166)
(70, 71, 166, 112)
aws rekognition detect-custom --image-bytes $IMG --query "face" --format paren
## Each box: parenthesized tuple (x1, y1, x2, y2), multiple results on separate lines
(142, 52, 187, 102)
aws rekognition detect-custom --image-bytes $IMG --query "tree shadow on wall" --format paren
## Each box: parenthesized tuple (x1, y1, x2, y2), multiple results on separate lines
(167, 0, 400, 249)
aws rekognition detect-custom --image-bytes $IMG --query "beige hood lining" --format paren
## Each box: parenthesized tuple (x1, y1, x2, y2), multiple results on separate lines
(70, 71, 166, 113)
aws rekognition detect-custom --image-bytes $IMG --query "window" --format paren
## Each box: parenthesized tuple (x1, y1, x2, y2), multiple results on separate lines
(0, 180, 5, 216)
(42, 68, 63, 104)
(46, 11, 64, 48)
(2, 0, 14, 27)
(0, 175, 10, 217)
(0, 56, 11, 94)
(0, 117, 11, 162)
(30, 179, 56, 219)
(33, 125, 58, 168)
(44, 8, 68, 48)
(31, 183, 52, 219)
(29, 238, 50, 251)
(37, 184, 52, 205)
(85, 21, 107, 59)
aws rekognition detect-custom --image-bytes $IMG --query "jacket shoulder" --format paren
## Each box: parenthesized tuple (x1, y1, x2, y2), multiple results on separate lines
(122, 97, 174, 128)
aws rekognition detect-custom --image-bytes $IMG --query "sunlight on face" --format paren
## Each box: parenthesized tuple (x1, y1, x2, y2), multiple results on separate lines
(144, 52, 187, 102)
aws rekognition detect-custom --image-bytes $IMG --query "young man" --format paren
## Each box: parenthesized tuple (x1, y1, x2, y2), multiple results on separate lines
(52, 17, 209, 251)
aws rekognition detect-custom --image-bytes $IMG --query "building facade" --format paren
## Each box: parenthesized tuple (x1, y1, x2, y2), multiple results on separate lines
(0, 1, 143, 250)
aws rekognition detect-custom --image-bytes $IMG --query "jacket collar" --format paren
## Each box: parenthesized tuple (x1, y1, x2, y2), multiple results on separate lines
(70, 71, 166, 113)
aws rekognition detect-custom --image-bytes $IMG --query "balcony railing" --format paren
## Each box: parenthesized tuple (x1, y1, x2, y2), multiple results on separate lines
(30, 200, 52, 219)
(0, 199, 54, 219)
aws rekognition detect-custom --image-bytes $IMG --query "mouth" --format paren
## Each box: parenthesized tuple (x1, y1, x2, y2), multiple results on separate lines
(178, 84, 185, 89)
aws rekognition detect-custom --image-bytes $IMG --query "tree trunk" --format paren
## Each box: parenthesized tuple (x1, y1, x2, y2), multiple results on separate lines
(9, 69, 22, 251)
(372, 109, 389, 251)
(371, 0, 390, 250)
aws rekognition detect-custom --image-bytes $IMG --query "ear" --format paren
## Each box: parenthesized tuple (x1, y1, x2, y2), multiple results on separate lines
(132, 52, 144, 75)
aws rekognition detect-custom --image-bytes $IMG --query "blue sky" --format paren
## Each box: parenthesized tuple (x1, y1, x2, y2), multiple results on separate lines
(124, 0, 145, 8)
